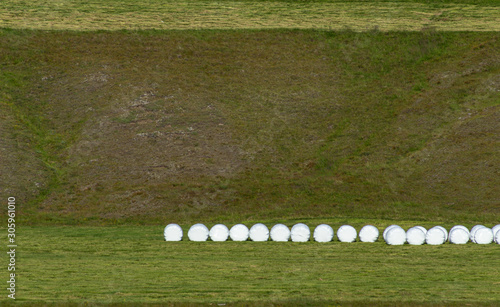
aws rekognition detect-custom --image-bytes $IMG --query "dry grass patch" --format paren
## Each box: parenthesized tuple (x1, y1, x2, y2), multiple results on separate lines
(0, 1, 499, 31)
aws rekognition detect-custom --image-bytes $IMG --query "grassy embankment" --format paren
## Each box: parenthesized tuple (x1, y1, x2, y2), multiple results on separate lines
(1, 29, 499, 225)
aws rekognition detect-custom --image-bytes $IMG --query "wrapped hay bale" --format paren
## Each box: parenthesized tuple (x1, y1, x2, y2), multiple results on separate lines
(188, 223, 210, 242)
(383, 225, 401, 241)
(229, 224, 249, 241)
(270, 224, 291, 242)
(491, 224, 500, 240)
(470, 225, 486, 242)
(449, 225, 469, 237)
(474, 227, 493, 244)
(291, 223, 311, 242)
(414, 226, 427, 235)
(434, 226, 448, 241)
(164, 223, 183, 241)
(249, 223, 269, 242)
(337, 225, 357, 243)
(406, 227, 425, 245)
(313, 224, 334, 242)
(449, 227, 470, 244)
(385, 226, 406, 245)
(495, 228, 500, 244)
(426, 226, 446, 245)
(359, 225, 379, 243)
(209, 224, 229, 242)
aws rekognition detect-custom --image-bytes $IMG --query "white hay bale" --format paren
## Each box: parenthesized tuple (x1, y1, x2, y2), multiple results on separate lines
(414, 226, 427, 235)
(164, 223, 183, 241)
(359, 225, 379, 242)
(188, 223, 210, 242)
(337, 225, 357, 243)
(474, 227, 493, 244)
(434, 226, 448, 241)
(383, 225, 402, 241)
(313, 224, 334, 242)
(209, 224, 229, 242)
(406, 227, 425, 245)
(249, 223, 269, 242)
(270, 224, 291, 242)
(491, 224, 500, 238)
(470, 225, 486, 242)
(426, 226, 446, 245)
(291, 223, 311, 242)
(495, 228, 500, 244)
(229, 224, 249, 241)
(449, 225, 469, 239)
(449, 228, 469, 244)
(385, 226, 406, 245)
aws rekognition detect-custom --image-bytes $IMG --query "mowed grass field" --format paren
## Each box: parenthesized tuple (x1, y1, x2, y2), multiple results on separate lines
(0, 0, 499, 31)
(1, 0, 499, 305)
(2, 224, 500, 305)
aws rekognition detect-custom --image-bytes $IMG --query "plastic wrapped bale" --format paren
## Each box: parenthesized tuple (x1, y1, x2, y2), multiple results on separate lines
(414, 226, 427, 236)
(209, 224, 229, 242)
(383, 225, 401, 241)
(449, 228, 470, 244)
(291, 223, 311, 242)
(249, 223, 269, 242)
(495, 229, 500, 244)
(359, 225, 379, 242)
(188, 223, 209, 242)
(164, 223, 183, 241)
(406, 227, 425, 245)
(229, 224, 249, 241)
(313, 224, 334, 242)
(270, 224, 290, 242)
(470, 225, 486, 242)
(434, 226, 448, 241)
(491, 224, 500, 239)
(450, 225, 469, 237)
(337, 225, 357, 243)
(474, 227, 493, 244)
(425, 226, 446, 245)
(385, 226, 406, 245)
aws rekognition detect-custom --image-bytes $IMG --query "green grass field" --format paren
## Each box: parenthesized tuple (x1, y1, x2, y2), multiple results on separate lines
(1, 0, 499, 305)
(2, 224, 499, 305)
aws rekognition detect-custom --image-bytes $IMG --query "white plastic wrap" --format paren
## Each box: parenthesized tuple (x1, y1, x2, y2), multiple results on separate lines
(470, 225, 486, 242)
(406, 227, 425, 245)
(229, 224, 249, 241)
(495, 228, 500, 244)
(164, 223, 183, 241)
(270, 224, 291, 242)
(188, 223, 210, 242)
(434, 226, 448, 241)
(491, 224, 500, 239)
(474, 227, 493, 244)
(291, 223, 311, 242)
(385, 227, 406, 245)
(359, 225, 379, 242)
(249, 223, 269, 242)
(449, 225, 469, 240)
(449, 228, 469, 244)
(383, 225, 402, 241)
(426, 226, 446, 245)
(337, 225, 357, 243)
(313, 224, 334, 242)
(209, 224, 229, 241)
(414, 226, 427, 235)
